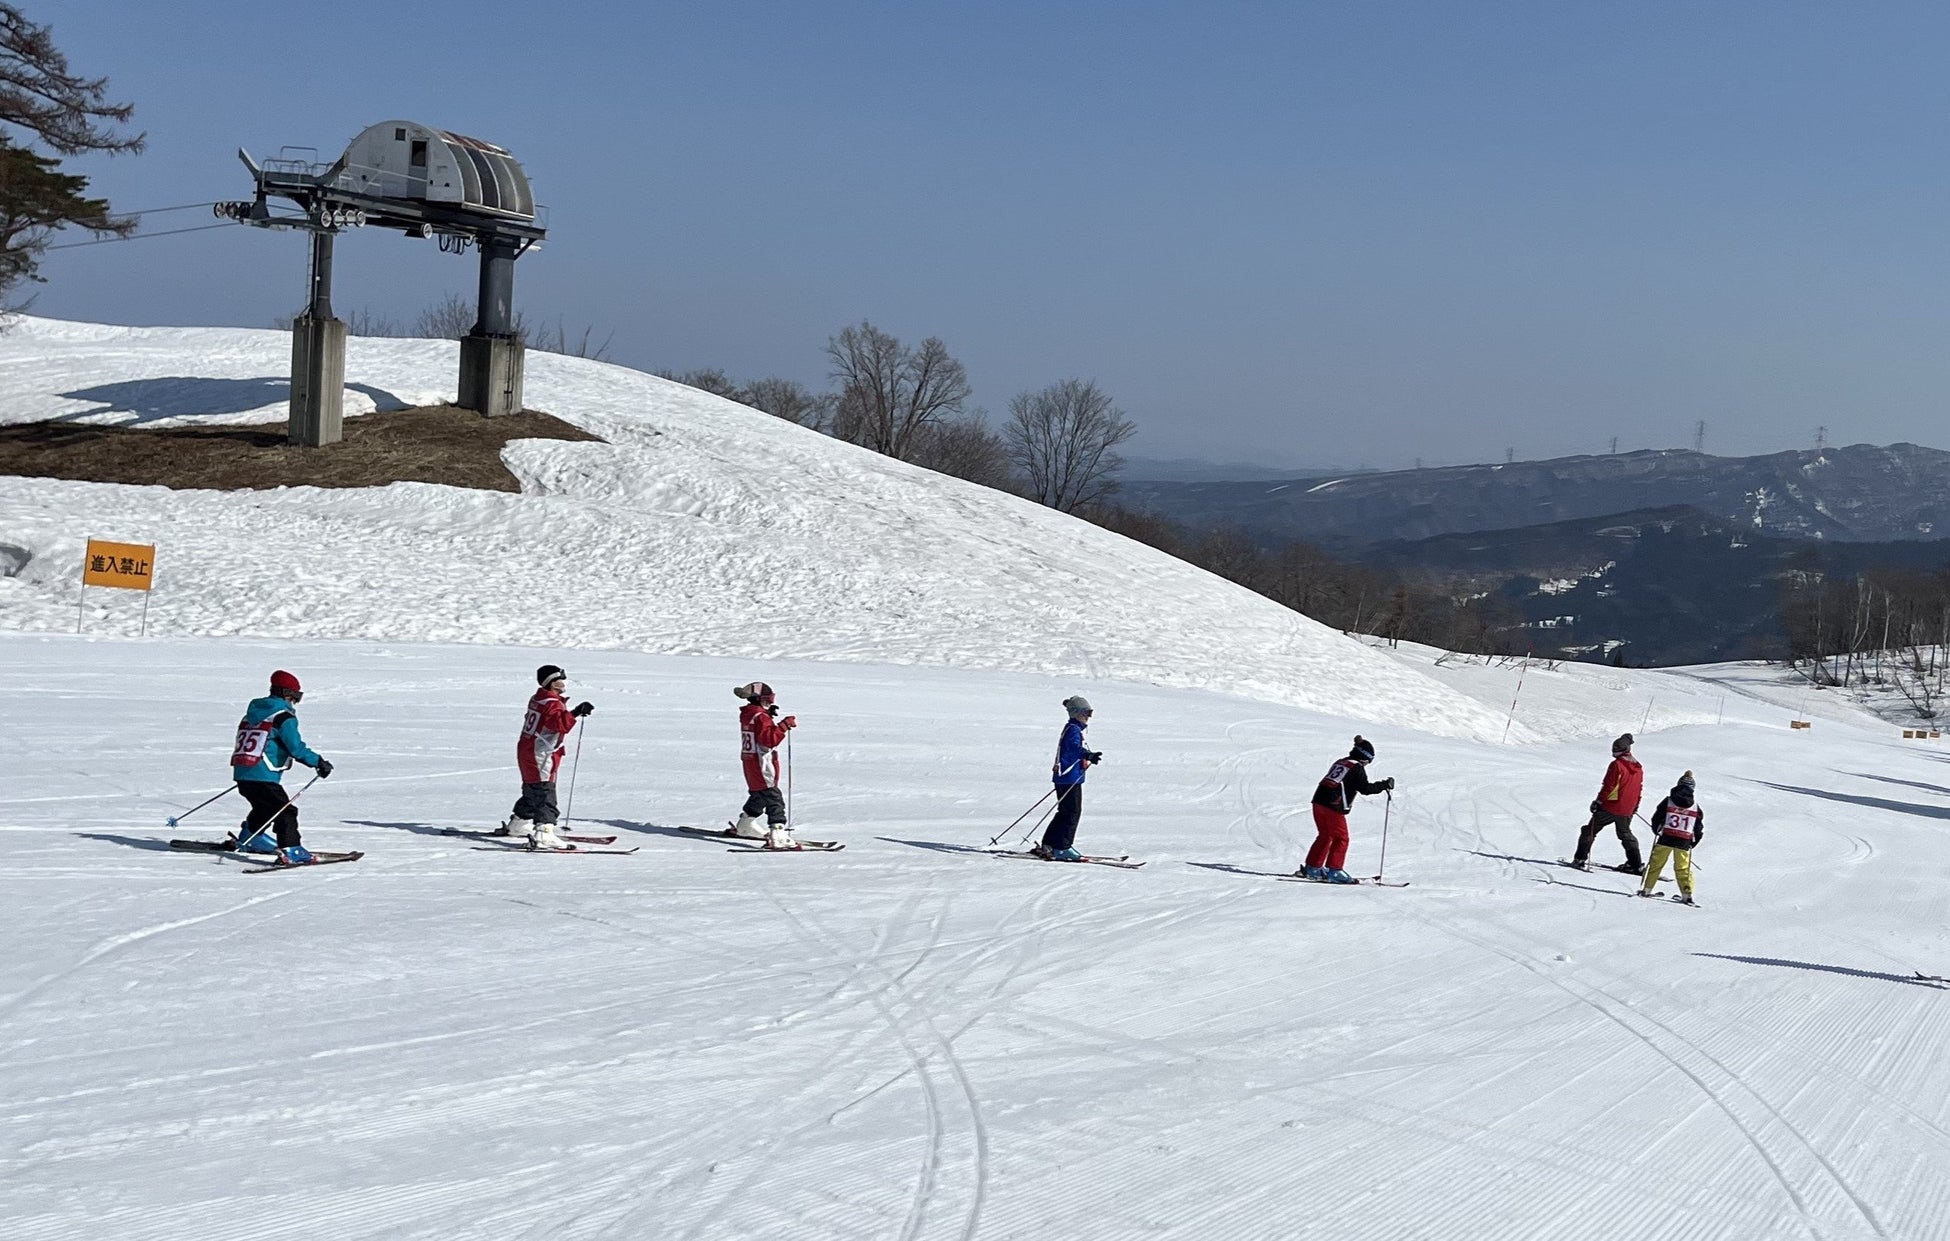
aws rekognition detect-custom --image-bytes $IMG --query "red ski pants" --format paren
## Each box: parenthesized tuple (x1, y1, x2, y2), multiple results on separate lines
(1306, 804, 1350, 871)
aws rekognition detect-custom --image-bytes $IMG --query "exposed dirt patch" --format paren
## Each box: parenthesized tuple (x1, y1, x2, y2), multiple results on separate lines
(0, 405, 603, 493)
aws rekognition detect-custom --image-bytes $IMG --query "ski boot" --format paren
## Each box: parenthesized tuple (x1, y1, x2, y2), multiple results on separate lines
(763, 825, 799, 851)
(1636, 888, 1661, 898)
(1565, 858, 1593, 872)
(493, 816, 531, 838)
(1323, 868, 1359, 884)
(1029, 843, 1053, 860)
(729, 814, 767, 840)
(1296, 865, 1327, 881)
(276, 845, 315, 866)
(1048, 847, 1084, 862)
(529, 824, 572, 852)
(1614, 861, 1645, 876)
(235, 824, 279, 855)
(1673, 893, 1697, 906)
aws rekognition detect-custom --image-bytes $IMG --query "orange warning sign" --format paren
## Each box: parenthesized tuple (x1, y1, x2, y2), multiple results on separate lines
(82, 539, 156, 591)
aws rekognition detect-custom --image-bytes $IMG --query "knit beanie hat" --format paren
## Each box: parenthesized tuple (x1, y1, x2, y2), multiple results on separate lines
(537, 665, 567, 686)
(1612, 733, 1634, 756)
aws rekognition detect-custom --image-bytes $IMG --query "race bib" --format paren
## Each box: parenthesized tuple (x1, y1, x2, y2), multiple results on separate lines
(231, 720, 272, 767)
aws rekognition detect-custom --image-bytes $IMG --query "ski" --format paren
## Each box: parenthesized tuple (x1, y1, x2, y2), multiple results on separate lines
(683, 825, 843, 849)
(171, 838, 249, 854)
(1669, 895, 1700, 907)
(994, 851, 1145, 869)
(442, 828, 618, 845)
(469, 844, 639, 855)
(1916, 972, 1947, 984)
(726, 842, 846, 853)
(1278, 874, 1400, 886)
(1557, 859, 1594, 873)
(240, 851, 364, 872)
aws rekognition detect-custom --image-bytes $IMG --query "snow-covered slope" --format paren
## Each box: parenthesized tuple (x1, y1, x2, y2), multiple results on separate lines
(4, 632, 1948, 1241)
(0, 317, 1523, 741)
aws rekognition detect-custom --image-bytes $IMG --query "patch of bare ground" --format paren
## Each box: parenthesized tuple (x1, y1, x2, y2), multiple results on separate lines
(0, 405, 603, 492)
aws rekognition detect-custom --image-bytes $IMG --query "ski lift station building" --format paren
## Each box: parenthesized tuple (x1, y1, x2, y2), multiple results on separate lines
(336, 121, 536, 220)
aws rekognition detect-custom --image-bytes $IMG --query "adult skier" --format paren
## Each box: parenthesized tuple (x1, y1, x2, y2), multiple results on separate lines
(1639, 770, 1704, 905)
(503, 665, 593, 851)
(1569, 732, 1645, 874)
(1034, 696, 1102, 862)
(732, 682, 798, 849)
(230, 669, 333, 866)
(1302, 734, 1393, 883)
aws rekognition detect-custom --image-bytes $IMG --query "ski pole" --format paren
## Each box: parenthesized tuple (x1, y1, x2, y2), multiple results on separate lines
(235, 774, 320, 851)
(1374, 789, 1393, 881)
(1015, 797, 1061, 848)
(785, 731, 793, 829)
(562, 724, 586, 829)
(990, 787, 1057, 846)
(1017, 784, 1077, 847)
(165, 786, 237, 828)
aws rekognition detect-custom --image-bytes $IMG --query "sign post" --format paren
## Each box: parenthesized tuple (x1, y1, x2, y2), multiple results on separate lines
(80, 539, 157, 636)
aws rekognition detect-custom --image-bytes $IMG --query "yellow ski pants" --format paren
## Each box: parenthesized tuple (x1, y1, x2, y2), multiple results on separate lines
(1641, 843, 1694, 897)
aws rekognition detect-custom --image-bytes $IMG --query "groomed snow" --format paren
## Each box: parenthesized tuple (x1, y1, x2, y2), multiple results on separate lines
(4, 320, 1949, 1239)
(3, 633, 1948, 1240)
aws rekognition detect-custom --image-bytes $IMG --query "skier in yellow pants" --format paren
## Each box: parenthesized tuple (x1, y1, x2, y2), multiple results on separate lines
(1639, 771, 1704, 905)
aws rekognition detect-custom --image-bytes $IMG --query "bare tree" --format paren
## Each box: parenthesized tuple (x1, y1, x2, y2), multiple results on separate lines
(908, 413, 1019, 491)
(414, 292, 479, 340)
(656, 366, 742, 400)
(825, 321, 971, 460)
(1003, 378, 1137, 513)
(0, 4, 144, 301)
(741, 376, 835, 429)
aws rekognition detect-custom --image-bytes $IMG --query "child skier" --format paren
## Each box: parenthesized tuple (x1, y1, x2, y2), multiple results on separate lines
(1639, 771, 1705, 905)
(1302, 735, 1393, 883)
(503, 665, 594, 851)
(1570, 733, 1645, 874)
(1035, 696, 1103, 862)
(732, 682, 798, 849)
(231, 669, 333, 866)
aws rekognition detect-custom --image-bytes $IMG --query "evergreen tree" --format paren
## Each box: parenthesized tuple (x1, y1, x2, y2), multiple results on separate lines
(0, 4, 143, 301)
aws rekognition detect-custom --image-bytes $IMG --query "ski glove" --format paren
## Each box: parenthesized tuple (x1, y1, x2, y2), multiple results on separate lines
(1590, 800, 1604, 815)
(572, 701, 595, 717)
(315, 758, 334, 778)
(1382, 776, 1395, 791)
(781, 715, 798, 730)
(1085, 750, 1104, 764)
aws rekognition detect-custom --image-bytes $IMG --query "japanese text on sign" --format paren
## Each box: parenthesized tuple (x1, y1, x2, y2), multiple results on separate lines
(82, 539, 156, 592)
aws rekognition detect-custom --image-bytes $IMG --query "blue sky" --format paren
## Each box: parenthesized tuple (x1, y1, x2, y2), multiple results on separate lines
(28, 1, 1950, 468)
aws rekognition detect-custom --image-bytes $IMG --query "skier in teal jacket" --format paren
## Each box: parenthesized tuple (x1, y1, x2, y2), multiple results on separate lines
(230, 669, 332, 864)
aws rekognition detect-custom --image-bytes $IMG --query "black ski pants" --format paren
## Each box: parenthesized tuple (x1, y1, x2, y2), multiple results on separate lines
(237, 780, 302, 849)
(1042, 783, 1084, 852)
(512, 781, 560, 825)
(1575, 809, 1641, 868)
(741, 787, 787, 826)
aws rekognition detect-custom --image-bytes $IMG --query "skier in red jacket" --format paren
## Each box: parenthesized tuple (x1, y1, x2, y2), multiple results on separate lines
(501, 664, 592, 851)
(1569, 732, 1644, 873)
(732, 681, 798, 849)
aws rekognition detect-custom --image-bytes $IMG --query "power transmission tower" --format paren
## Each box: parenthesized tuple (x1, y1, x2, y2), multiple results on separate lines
(1694, 420, 1705, 453)
(1815, 425, 1827, 451)
(1609, 436, 1618, 455)
(1505, 447, 1515, 464)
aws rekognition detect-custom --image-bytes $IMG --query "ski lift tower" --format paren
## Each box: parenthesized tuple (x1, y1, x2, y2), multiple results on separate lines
(220, 121, 547, 445)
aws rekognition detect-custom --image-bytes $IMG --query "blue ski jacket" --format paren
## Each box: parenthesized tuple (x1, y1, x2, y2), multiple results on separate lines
(231, 696, 322, 784)
(1052, 719, 1090, 786)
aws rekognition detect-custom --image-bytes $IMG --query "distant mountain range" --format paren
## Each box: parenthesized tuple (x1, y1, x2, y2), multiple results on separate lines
(1123, 443, 1950, 549)
(1359, 505, 1950, 664)
(1123, 443, 1950, 665)
(1120, 454, 1359, 484)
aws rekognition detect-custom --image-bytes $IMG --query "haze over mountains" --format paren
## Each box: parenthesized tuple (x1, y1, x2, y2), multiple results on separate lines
(1126, 443, 1950, 665)
(1124, 443, 1950, 549)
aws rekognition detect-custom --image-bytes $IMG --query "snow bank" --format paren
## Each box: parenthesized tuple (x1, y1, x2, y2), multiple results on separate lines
(0, 316, 1526, 741)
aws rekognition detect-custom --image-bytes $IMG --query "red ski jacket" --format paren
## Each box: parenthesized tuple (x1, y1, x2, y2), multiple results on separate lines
(517, 687, 578, 784)
(1596, 755, 1643, 816)
(740, 701, 788, 792)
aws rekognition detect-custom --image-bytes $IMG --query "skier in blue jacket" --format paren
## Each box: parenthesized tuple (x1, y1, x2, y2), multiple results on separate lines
(1034, 696, 1102, 862)
(231, 669, 333, 865)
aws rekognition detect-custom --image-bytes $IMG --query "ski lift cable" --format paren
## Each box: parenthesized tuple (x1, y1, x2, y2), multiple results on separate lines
(46, 221, 241, 251)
